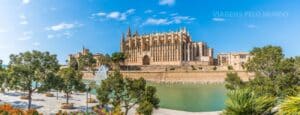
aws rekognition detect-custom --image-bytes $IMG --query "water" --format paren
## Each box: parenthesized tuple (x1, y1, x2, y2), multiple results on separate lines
(91, 82, 227, 112)
(94, 65, 109, 85)
(91, 65, 227, 112)
(149, 83, 227, 112)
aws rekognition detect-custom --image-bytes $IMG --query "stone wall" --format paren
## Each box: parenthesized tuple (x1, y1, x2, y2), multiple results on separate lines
(120, 71, 254, 83)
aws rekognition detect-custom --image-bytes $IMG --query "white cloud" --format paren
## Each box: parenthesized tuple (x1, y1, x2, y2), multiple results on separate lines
(47, 34, 54, 39)
(33, 42, 40, 46)
(20, 20, 28, 25)
(143, 18, 171, 25)
(212, 17, 225, 22)
(22, 0, 30, 4)
(107, 12, 121, 19)
(47, 32, 73, 39)
(19, 14, 26, 20)
(46, 23, 75, 31)
(159, 0, 175, 6)
(126, 9, 135, 14)
(92, 9, 136, 21)
(247, 24, 257, 28)
(18, 36, 31, 41)
(0, 28, 7, 33)
(18, 31, 33, 41)
(63, 32, 72, 38)
(19, 14, 28, 25)
(143, 15, 195, 26)
(172, 16, 195, 24)
(144, 10, 153, 14)
(96, 12, 106, 16)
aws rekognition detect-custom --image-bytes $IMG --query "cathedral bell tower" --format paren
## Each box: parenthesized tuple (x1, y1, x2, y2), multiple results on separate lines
(120, 33, 125, 52)
(127, 27, 131, 38)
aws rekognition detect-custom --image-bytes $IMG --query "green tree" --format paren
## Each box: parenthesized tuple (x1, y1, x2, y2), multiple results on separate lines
(225, 72, 245, 90)
(111, 52, 126, 70)
(96, 53, 112, 68)
(137, 86, 160, 115)
(137, 101, 153, 115)
(97, 71, 159, 115)
(223, 88, 276, 115)
(246, 46, 300, 97)
(248, 75, 277, 97)
(0, 59, 8, 92)
(295, 57, 300, 75)
(245, 45, 284, 79)
(8, 50, 60, 109)
(0, 59, 3, 70)
(58, 67, 85, 104)
(225, 45, 300, 114)
(39, 73, 64, 97)
(68, 56, 79, 71)
(78, 52, 96, 73)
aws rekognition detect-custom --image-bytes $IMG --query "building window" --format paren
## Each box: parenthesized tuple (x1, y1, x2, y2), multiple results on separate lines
(222, 57, 227, 64)
(240, 54, 247, 59)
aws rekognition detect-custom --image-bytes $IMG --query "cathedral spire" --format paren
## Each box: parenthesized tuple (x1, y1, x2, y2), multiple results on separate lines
(82, 45, 85, 51)
(183, 27, 187, 33)
(122, 33, 125, 42)
(133, 30, 139, 37)
(127, 27, 131, 38)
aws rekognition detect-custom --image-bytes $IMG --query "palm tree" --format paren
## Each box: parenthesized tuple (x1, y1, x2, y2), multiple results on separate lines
(223, 88, 276, 115)
(279, 95, 300, 114)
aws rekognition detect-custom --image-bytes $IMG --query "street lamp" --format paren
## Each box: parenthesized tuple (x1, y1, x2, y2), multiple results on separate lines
(84, 81, 90, 113)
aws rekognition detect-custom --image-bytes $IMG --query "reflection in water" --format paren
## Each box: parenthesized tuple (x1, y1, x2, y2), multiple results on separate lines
(148, 83, 227, 112)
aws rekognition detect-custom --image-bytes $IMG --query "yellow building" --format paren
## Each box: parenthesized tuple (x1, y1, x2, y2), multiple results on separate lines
(217, 52, 251, 70)
(120, 27, 214, 66)
(69, 47, 103, 67)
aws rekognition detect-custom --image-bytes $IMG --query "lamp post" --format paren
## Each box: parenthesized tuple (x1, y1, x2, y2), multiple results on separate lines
(85, 82, 90, 113)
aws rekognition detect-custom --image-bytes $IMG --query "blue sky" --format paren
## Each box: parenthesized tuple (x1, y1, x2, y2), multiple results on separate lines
(0, 0, 299, 64)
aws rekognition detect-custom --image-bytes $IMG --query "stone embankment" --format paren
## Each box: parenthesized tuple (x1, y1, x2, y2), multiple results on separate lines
(120, 70, 253, 83)
(82, 65, 253, 83)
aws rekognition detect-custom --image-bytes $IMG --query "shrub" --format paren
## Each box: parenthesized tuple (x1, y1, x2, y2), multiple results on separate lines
(223, 89, 276, 115)
(169, 67, 175, 70)
(60, 103, 74, 109)
(87, 98, 97, 103)
(228, 66, 233, 70)
(191, 65, 196, 70)
(225, 73, 245, 90)
(213, 66, 217, 71)
(279, 96, 300, 114)
(0, 104, 39, 115)
(20, 95, 29, 100)
(198, 67, 203, 70)
(45, 92, 55, 97)
(137, 101, 154, 115)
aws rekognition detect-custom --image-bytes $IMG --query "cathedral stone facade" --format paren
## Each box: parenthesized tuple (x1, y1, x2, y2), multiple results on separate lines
(120, 27, 214, 66)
